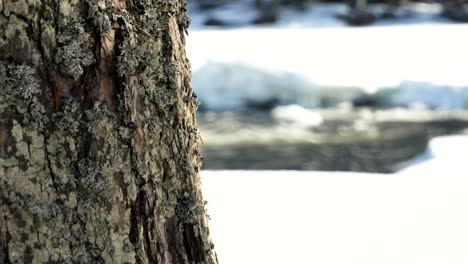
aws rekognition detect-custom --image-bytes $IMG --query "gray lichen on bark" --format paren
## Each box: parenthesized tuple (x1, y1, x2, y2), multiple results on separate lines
(0, 1, 217, 263)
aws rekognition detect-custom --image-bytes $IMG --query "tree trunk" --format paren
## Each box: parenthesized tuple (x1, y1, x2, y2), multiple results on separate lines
(0, 1, 217, 263)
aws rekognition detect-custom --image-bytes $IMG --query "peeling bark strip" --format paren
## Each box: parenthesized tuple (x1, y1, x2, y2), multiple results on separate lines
(0, 1, 217, 263)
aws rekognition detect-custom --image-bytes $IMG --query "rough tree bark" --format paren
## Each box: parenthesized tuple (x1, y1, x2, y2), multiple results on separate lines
(0, 0, 218, 263)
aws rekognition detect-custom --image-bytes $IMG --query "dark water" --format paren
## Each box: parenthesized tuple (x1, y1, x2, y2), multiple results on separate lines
(198, 110, 468, 173)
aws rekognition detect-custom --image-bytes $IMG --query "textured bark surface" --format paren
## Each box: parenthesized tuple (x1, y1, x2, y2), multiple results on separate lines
(0, 1, 217, 263)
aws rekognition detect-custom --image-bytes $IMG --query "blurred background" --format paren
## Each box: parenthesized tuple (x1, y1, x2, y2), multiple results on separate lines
(186, 0, 468, 172)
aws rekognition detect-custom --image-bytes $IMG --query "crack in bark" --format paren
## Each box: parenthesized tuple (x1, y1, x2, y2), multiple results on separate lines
(132, 184, 160, 264)
(128, 139, 158, 263)
(1, 236, 11, 264)
(1, 205, 12, 264)
(43, 135, 61, 195)
(2, 10, 30, 24)
(36, 5, 58, 113)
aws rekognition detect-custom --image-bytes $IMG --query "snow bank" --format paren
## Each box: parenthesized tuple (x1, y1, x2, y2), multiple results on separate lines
(202, 169, 468, 264)
(399, 135, 468, 174)
(200, 134, 468, 263)
(188, 25, 468, 111)
(375, 81, 468, 110)
(192, 62, 366, 110)
(191, 62, 322, 110)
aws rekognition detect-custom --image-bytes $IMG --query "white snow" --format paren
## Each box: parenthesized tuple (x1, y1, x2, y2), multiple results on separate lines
(191, 62, 322, 110)
(428, 135, 468, 159)
(376, 81, 468, 110)
(399, 135, 468, 174)
(200, 135, 468, 264)
(191, 5, 468, 261)
(272, 104, 324, 127)
(188, 25, 468, 110)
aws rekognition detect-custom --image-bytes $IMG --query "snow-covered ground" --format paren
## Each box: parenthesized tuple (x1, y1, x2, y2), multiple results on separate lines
(201, 136, 468, 264)
(192, 6, 468, 260)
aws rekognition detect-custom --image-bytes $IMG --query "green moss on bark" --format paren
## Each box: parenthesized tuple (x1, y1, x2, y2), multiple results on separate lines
(1, 1, 217, 263)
